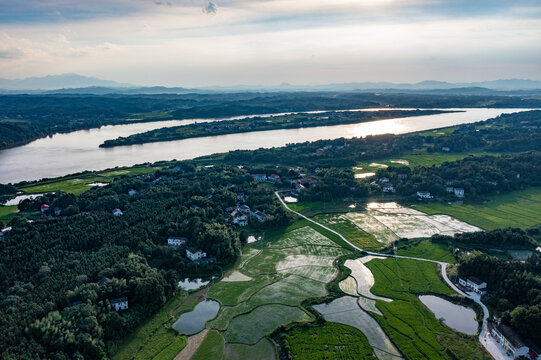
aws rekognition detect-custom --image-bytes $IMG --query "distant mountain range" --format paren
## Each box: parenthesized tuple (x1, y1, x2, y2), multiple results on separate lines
(1, 73, 540, 94)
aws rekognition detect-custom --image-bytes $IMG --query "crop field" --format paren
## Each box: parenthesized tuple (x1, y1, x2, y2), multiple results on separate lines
(224, 339, 276, 360)
(191, 330, 225, 360)
(201, 225, 350, 358)
(415, 187, 541, 230)
(0, 205, 18, 222)
(365, 258, 489, 360)
(313, 296, 401, 359)
(314, 214, 381, 250)
(397, 240, 456, 263)
(282, 322, 376, 359)
(20, 176, 113, 195)
(98, 166, 159, 177)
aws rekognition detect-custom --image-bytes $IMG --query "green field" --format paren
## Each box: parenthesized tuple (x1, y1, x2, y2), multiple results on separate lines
(397, 240, 456, 263)
(282, 322, 376, 359)
(0, 205, 18, 223)
(192, 330, 225, 360)
(98, 166, 159, 177)
(20, 176, 113, 195)
(365, 258, 489, 360)
(111, 291, 204, 360)
(314, 213, 381, 250)
(223, 339, 276, 360)
(415, 187, 541, 230)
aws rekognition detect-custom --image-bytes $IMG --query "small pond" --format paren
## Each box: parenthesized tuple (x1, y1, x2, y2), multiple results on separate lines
(3, 193, 44, 206)
(419, 295, 477, 335)
(177, 278, 209, 291)
(173, 299, 220, 335)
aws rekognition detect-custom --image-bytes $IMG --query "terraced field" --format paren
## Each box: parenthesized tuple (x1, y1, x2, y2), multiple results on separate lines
(201, 225, 351, 358)
(415, 187, 541, 230)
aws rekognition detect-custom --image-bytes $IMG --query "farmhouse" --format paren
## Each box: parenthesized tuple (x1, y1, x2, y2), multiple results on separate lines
(458, 276, 487, 293)
(382, 184, 395, 193)
(251, 210, 268, 223)
(186, 247, 207, 261)
(489, 323, 530, 358)
(0, 226, 12, 238)
(446, 186, 454, 193)
(238, 204, 250, 214)
(454, 187, 465, 198)
(252, 174, 267, 182)
(296, 183, 305, 191)
(416, 191, 433, 199)
(442, 147, 451, 152)
(112, 208, 123, 216)
(268, 174, 281, 182)
(111, 297, 129, 311)
(168, 237, 187, 247)
(233, 214, 248, 226)
(40, 204, 49, 214)
(128, 189, 137, 196)
(379, 177, 390, 184)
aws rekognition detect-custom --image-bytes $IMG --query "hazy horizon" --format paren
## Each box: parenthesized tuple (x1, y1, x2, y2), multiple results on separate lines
(1, 0, 540, 87)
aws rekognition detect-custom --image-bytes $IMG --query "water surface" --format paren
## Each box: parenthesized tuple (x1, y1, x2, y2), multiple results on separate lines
(177, 278, 210, 291)
(172, 299, 220, 335)
(0, 108, 530, 183)
(419, 295, 478, 335)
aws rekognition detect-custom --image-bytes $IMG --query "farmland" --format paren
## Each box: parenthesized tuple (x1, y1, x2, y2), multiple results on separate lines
(282, 322, 376, 360)
(19, 175, 113, 195)
(396, 240, 456, 263)
(365, 257, 489, 360)
(0, 205, 18, 223)
(415, 187, 541, 230)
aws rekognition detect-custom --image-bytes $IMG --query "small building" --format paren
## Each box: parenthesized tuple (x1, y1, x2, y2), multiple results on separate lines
(190, 204, 200, 210)
(268, 174, 281, 182)
(454, 188, 465, 198)
(233, 215, 248, 227)
(97, 277, 111, 287)
(54, 207, 62, 216)
(489, 323, 529, 358)
(379, 177, 390, 184)
(186, 247, 207, 261)
(416, 191, 432, 199)
(251, 210, 268, 223)
(40, 204, 50, 214)
(441, 147, 450, 152)
(238, 204, 251, 214)
(382, 184, 395, 193)
(252, 174, 267, 182)
(112, 208, 123, 216)
(111, 297, 129, 311)
(459, 276, 487, 293)
(0, 226, 12, 238)
(70, 300, 83, 307)
(446, 186, 454, 193)
(128, 189, 137, 196)
(398, 173, 408, 180)
(296, 183, 305, 191)
(168, 237, 187, 247)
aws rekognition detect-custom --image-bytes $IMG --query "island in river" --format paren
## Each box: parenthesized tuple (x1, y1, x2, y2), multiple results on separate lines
(99, 109, 453, 147)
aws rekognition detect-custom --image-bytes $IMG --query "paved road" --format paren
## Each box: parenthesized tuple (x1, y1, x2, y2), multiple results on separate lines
(275, 191, 507, 360)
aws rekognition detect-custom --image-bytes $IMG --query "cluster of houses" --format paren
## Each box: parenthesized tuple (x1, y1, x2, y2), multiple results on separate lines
(166, 237, 215, 264)
(489, 321, 541, 359)
(227, 204, 269, 227)
(458, 276, 487, 294)
(251, 173, 281, 183)
(290, 177, 318, 196)
(444, 180, 464, 198)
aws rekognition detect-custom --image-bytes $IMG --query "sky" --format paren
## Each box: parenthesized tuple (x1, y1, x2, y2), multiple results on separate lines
(0, 0, 540, 87)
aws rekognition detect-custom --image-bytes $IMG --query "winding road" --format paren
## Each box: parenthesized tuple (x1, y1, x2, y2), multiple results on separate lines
(275, 191, 510, 360)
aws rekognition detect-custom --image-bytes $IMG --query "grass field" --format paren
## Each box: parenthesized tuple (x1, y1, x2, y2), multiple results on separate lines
(415, 187, 541, 230)
(314, 213, 381, 250)
(397, 240, 457, 263)
(282, 322, 376, 359)
(0, 205, 18, 223)
(111, 291, 204, 360)
(223, 339, 276, 360)
(20, 176, 113, 195)
(365, 258, 489, 360)
(98, 166, 159, 177)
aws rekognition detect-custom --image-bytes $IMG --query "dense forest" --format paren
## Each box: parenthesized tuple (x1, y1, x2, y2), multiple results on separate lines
(0, 164, 292, 359)
(2, 91, 540, 149)
(100, 109, 449, 147)
(457, 250, 541, 345)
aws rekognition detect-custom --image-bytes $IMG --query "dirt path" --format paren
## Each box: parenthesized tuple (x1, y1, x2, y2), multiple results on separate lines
(174, 328, 209, 360)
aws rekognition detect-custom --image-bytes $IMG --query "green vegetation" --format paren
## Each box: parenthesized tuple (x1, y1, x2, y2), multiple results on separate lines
(223, 339, 276, 360)
(365, 258, 489, 360)
(416, 187, 541, 230)
(397, 240, 456, 263)
(111, 291, 204, 360)
(98, 166, 159, 177)
(314, 213, 381, 250)
(101, 110, 448, 147)
(192, 330, 225, 360)
(282, 322, 376, 359)
(20, 176, 113, 195)
(0, 205, 18, 223)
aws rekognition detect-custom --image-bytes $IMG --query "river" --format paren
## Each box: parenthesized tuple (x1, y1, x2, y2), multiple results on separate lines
(0, 108, 531, 183)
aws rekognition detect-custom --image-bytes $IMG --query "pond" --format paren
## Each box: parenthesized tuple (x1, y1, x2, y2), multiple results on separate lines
(177, 278, 210, 291)
(419, 295, 478, 335)
(172, 299, 220, 335)
(3, 193, 44, 206)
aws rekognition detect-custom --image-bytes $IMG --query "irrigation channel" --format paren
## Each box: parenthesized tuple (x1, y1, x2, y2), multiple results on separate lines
(274, 191, 509, 360)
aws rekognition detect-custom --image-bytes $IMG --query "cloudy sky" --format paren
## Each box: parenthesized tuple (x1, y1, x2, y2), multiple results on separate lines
(1, 0, 540, 86)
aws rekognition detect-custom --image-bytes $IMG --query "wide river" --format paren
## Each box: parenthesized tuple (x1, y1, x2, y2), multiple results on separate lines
(0, 108, 532, 184)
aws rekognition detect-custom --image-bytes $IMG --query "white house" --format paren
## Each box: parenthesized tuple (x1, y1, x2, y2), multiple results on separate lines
(268, 174, 281, 182)
(489, 323, 530, 358)
(252, 174, 267, 182)
(416, 191, 432, 199)
(112, 208, 123, 216)
(168, 237, 187, 247)
(186, 247, 207, 261)
(233, 215, 249, 226)
(459, 276, 487, 293)
(441, 147, 450, 152)
(111, 297, 128, 311)
(454, 188, 465, 198)
(128, 189, 137, 196)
